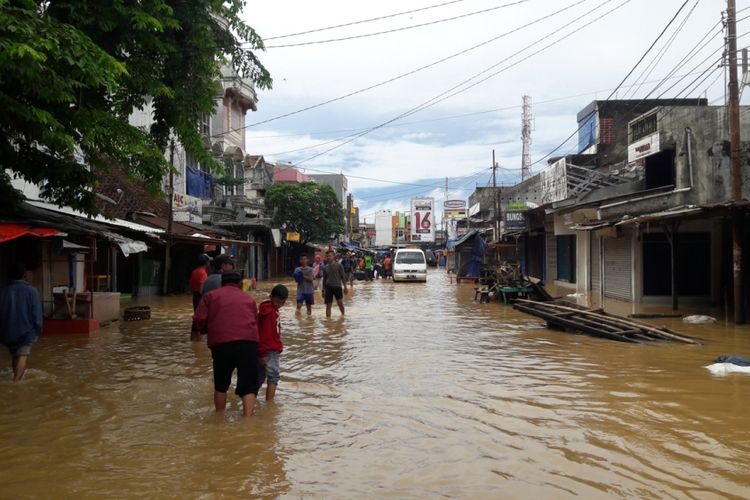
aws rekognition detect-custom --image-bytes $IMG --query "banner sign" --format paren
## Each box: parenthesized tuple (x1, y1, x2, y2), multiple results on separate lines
(410, 197, 435, 242)
(172, 192, 203, 223)
(504, 211, 527, 231)
(628, 132, 660, 162)
(444, 209, 467, 219)
(444, 199, 467, 209)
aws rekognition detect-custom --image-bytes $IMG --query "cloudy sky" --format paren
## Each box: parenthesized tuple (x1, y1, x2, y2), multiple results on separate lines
(242, 0, 747, 222)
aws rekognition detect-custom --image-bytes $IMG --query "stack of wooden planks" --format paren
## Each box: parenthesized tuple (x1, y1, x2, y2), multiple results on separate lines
(513, 299, 701, 344)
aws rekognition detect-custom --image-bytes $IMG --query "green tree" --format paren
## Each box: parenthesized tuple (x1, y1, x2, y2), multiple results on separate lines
(266, 182, 345, 245)
(0, 0, 271, 214)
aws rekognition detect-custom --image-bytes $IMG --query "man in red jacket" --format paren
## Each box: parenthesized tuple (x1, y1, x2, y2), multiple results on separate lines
(258, 284, 288, 402)
(194, 271, 260, 417)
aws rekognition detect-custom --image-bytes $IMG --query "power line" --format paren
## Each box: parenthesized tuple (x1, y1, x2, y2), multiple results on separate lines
(263, 0, 470, 40)
(217, 0, 592, 137)
(248, 69, 715, 140)
(529, 0, 696, 168)
(355, 167, 490, 201)
(624, 0, 701, 99)
(264, 0, 530, 48)
(292, 0, 633, 167)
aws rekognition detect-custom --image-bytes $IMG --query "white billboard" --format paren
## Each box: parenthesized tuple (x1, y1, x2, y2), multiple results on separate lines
(410, 197, 435, 243)
(374, 210, 393, 247)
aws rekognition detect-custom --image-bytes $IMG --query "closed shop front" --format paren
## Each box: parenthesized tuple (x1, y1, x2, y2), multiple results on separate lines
(591, 233, 601, 292)
(603, 233, 632, 301)
(525, 234, 545, 280)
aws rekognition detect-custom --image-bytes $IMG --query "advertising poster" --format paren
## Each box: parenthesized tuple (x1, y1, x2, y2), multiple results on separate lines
(410, 197, 435, 243)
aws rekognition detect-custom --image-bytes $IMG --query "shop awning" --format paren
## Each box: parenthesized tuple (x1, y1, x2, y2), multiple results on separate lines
(0, 223, 61, 243)
(168, 234, 262, 248)
(102, 232, 149, 257)
(615, 206, 704, 226)
(446, 230, 477, 249)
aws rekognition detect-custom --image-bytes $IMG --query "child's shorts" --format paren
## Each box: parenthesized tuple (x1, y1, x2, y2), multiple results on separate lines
(297, 292, 313, 306)
(259, 350, 281, 386)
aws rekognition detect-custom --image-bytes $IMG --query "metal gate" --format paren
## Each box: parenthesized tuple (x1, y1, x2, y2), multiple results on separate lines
(603, 233, 631, 301)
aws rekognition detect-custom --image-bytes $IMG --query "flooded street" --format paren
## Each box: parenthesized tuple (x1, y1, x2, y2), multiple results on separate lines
(2, 270, 750, 498)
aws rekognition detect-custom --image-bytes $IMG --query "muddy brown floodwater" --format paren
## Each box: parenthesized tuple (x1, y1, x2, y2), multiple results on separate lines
(2, 270, 750, 497)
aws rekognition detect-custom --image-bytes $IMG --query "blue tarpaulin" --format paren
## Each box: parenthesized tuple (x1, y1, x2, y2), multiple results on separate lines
(445, 230, 477, 250)
(186, 166, 214, 199)
(578, 112, 597, 153)
(466, 234, 486, 277)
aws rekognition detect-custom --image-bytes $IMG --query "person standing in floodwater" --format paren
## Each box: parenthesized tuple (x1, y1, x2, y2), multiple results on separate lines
(0, 262, 43, 382)
(257, 284, 288, 402)
(194, 271, 260, 417)
(189, 254, 211, 341)
(294, 254, 315, 315)
(322, 250, 348, 318)
(312, 254, 324, 291)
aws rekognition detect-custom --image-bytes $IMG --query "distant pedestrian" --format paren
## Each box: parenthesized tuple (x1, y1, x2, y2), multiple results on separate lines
(312, 254, 324, 291)
(341, 253, 355, 284)
(201, 254, 234, 295)
(189, 253, 211, 341)
(194, 271, 260, 417)
(258, 284, 288, 402)
(322, 250, 348, 318)
(0, 262, 43, 382)
(294, 254, 315, 315)
(383, 254, 392, 280)
(364, 254, 374, 281)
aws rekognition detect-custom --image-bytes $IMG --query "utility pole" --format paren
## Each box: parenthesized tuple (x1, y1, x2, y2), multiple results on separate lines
(346, 193, 353, 242)
(521, 95, 533, 181)
(728, 0, 745, 323)
(443, 176, 448, 243)
(492, 150, 499, 244)
(163, 138, 175, 295)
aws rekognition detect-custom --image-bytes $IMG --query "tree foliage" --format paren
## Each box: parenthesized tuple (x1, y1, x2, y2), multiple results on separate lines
(0, 0, 271, 214)
(265, 182, 345, 245)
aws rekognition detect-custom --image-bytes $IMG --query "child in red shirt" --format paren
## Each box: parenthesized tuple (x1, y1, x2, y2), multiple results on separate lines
(258, 284, 288, 401)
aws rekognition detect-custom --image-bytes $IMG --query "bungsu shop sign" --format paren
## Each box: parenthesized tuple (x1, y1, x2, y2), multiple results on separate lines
(505, 211, 526, 230)
(444, 199, 466, 209)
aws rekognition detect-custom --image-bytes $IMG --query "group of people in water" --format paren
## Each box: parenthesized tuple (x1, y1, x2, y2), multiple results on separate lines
(188, 248, 396, 415)
(190, 254, 288, 416)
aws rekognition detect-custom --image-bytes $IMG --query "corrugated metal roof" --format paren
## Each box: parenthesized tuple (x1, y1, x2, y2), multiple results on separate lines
(27, 200, 165, 234)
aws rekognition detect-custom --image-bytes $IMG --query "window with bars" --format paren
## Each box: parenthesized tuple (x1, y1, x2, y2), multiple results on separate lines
(200, 113, 210, 136)
(630, 113, 657, 141)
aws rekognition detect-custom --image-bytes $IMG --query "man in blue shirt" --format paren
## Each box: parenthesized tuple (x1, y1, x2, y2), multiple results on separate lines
(0, 263, 43, 381)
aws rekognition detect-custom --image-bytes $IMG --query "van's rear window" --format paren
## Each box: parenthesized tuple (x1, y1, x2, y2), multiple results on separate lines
(396, 252, 425, 264)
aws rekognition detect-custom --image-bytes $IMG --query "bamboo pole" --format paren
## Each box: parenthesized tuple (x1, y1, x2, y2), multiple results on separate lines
(515, 299, 701, 344)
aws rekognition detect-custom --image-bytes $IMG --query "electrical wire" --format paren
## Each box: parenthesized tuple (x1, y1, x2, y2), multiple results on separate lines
(247, 69, 715, 140)
(291, 0, 634, 168)
(624, 0, 701, 99)
(529, 0, 698, 168)
(216, 0, 592, 137)
(264, 0, 530, 48)
(263, 0, 470, 40)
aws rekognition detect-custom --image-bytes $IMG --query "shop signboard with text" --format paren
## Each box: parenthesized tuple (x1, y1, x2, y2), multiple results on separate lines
(172, 192, 203, 223)
(410, 197, 435, 242)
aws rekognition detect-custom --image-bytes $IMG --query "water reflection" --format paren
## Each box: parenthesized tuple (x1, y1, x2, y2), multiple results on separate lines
(1, 271, 749, 496)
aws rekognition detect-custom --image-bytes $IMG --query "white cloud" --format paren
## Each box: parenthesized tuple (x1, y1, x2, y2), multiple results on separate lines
(243, 0, 731, 219)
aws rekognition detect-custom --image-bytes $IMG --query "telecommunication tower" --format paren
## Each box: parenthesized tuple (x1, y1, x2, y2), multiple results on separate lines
(521, 95, 533, 181)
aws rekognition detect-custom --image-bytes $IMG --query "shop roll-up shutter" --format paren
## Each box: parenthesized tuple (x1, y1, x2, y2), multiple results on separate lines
(603, 234, 631, 301)
(590, 234, 601, 292)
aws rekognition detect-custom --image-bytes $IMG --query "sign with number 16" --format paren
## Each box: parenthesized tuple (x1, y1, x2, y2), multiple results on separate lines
(410, 197, 435, 243)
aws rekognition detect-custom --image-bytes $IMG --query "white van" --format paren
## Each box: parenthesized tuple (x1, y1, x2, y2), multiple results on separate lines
(392, 248, 427, 282)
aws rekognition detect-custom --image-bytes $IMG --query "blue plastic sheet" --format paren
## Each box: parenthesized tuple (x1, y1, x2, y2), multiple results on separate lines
(186, 166, 214, 199)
